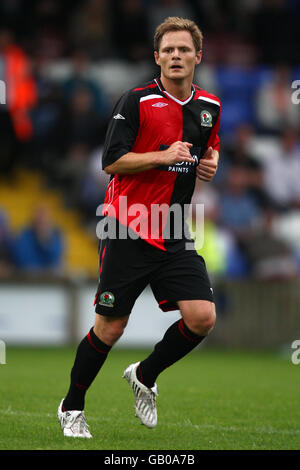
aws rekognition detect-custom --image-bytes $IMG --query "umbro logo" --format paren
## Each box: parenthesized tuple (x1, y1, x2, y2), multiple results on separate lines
(113, 113, 125, 120)
(152, 102, 168, 108)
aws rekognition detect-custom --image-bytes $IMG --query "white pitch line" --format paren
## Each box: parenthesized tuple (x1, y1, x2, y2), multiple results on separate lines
(0, 408, 299, 436)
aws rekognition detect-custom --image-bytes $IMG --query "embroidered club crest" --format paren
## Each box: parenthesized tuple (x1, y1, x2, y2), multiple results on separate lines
(200, 110, 212, 127)
(99, 291, 115, 307)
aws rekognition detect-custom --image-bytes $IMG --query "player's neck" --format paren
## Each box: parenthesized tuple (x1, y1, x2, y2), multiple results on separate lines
(160, 76, 193, 102)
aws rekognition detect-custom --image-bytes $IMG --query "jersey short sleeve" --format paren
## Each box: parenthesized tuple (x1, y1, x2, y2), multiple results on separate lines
(102, 91, 140, 170)
(206, 103, 221, 152)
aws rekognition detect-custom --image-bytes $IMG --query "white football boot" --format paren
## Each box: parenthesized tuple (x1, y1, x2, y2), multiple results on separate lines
(57, 399, 92, 438)
(123, 362, 158, 428)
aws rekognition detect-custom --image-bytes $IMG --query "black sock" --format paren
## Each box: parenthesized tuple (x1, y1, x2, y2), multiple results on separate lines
(137, 319, 205, 388)
(63, 327, 111, 411)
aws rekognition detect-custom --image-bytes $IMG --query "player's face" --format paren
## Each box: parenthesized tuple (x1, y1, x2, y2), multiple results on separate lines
(154, 30, 202, 83)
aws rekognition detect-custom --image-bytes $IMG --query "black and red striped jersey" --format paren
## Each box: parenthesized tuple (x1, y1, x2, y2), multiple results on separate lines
(101, 77, 221, 252)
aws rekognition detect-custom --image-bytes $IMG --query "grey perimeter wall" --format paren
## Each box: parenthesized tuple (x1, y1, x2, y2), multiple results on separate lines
(0, 278, 299, 350)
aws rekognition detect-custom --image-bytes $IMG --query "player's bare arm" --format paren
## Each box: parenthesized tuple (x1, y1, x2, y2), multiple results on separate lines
(104, 141, 195, 175)
(196, 146, 219, 182)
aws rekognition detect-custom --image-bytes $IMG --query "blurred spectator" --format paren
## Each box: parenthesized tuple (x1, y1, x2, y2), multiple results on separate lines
(221, 123, 270, 208)
(188, 180, 227, 279)
(47, 85, 107, 191)
(0, 28, 37, 143)
(0, 27, 39, 175)
(189, 179, 249, 278)
(62, 49, 109, 119)
(217, 166, 261, 237)
(262, 128, 300, 211)
(272, 210, 300, 263)
(113, 0, 151, 62)
(29, 52, 64, 168)
(59, 85, 106, 151)
(240, 209, 299, 280)
(215, 66, 257, 139)
(69, 0, 112, 59)
(0, 210, 15, 276)
(256, 65, 300, 134)
(77, 146, 110, 227)
(222, 123, 258, 168)
(13, 205, 63, 272)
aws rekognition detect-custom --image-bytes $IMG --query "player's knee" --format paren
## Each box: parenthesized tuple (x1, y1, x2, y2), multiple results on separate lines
(94, 315, 128, 345)
(94, 323, 124, 345)
(200, 307, 216, 334)
(186, 304, 216, 336)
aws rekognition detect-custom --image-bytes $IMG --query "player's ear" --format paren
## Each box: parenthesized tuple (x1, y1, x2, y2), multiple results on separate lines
(154, 51, 160, 66)
(195, 50, 202, 65)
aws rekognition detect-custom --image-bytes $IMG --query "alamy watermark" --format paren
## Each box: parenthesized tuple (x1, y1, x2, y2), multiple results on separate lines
(96, 198, 205, 250)
(0, 340, 6, 364)
(291, 340, 300, 365)
(0, 80, 6, 105)
(291, 80, 300, 105)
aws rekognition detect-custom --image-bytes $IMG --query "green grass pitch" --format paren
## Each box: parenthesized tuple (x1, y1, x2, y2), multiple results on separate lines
(0, 346, 299, 450)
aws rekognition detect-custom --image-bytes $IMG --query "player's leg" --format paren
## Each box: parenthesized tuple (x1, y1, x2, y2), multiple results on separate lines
(62, 314, 130, 413)
(93, 312, 130, 346)
(178, 299, 216, 336)
(58, 226, 153, 436)
(123, 247, 215, 428)
(122, 301, 215, 429)
(57, 314, 129, 438)
(136, 249, 215, 389)
(62, 224, 148, 414)
(136, 300, 215, 389)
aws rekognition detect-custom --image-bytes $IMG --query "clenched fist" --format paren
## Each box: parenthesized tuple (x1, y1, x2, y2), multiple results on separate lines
(163, 141, 195, 166)
(196, 146, 219, 182)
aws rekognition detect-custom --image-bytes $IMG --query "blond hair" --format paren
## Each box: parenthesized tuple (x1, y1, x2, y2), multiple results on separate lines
(154, 17, 203, 52)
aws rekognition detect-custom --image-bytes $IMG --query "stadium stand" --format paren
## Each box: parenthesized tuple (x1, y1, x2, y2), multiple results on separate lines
(0, 168, 98, 276)
(0, 0, 299, 280)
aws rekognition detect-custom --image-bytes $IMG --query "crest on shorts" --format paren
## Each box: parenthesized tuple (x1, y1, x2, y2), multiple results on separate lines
(200, 110, 212, 127)
(99, 291, 115, 307)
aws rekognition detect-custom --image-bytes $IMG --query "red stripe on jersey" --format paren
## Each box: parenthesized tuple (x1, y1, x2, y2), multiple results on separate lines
(158, 300, 178, 312)
(100, 245, 106, 274)
(206, 103, 221, 151)
(133, 83, 157, 91)
(194, 88, 221, 106)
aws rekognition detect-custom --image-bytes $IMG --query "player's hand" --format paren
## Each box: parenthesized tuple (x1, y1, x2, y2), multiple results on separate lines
(196, 147, 219, 182)
(163, 141, 195, 166)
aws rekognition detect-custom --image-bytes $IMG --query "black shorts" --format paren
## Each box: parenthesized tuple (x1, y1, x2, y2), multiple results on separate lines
(94, 229, 214, 317)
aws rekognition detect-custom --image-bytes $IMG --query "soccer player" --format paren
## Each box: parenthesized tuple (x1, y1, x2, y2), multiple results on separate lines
(58, 16, 221, 438)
